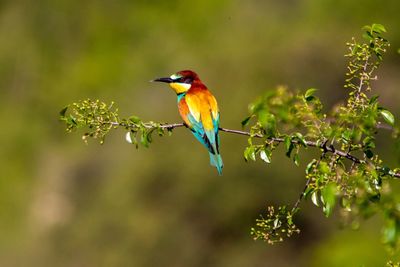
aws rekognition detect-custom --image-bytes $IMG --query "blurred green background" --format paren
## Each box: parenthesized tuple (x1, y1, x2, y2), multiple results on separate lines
(1, 0, 400, 266)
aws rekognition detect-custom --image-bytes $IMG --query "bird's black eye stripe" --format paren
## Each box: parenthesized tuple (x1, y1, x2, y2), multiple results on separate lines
(173, 77, 193, 84)
(173, 77, 184, 83)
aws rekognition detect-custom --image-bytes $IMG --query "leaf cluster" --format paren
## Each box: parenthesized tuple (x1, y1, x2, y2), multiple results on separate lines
(251, 206, 299, 244)
(60, 99, 119, 144)
(60, 99, 176, 147)
(243, 24, 400, 250)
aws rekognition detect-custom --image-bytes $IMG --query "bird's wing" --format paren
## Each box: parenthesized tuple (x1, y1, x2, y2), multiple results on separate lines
(185, 90, 220, 154)
(202, 89, 220, 132)
(202, 90, 220, 153)
(203, 90, 219, 123)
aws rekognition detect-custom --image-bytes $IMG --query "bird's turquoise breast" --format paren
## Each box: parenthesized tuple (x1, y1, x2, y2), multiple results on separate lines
(176, 92, 186, 103)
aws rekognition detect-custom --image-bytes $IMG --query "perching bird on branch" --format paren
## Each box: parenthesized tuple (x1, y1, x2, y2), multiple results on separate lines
(152, 70, 223, 175)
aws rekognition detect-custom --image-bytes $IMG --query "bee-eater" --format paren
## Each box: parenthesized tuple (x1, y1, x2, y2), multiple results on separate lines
(152, 70, 223, 175)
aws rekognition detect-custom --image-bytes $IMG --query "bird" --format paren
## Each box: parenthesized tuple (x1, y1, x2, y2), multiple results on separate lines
(152, 70, 223, 175)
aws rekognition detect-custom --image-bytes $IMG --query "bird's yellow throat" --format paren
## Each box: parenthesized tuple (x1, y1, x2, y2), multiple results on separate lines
(169, 82, 191, 94)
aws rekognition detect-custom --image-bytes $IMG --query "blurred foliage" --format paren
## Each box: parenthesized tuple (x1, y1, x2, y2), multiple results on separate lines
(388, 261, 400, 267)
(3, 0, 400, 266)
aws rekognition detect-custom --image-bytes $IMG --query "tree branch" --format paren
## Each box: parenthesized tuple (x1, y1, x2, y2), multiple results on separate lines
(120, 121, 400, 178)
(291, 149, 328, 213)
(351, 54, 370, 109)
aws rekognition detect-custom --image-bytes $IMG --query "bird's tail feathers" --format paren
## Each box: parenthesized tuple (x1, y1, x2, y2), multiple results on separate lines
(209, 152, 223, 176)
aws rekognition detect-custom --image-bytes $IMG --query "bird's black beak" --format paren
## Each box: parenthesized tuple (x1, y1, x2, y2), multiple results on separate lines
(151, 77, 174, 83)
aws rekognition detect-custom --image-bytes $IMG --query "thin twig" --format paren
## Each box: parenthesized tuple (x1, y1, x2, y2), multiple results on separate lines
(291, 178, 312, 213)
(291, 149, 328, 213)
(219, 127, 262, 137)
(353, 57, 370, 108)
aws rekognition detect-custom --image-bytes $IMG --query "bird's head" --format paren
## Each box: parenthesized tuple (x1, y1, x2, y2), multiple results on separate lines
(152, 70, 200, 94)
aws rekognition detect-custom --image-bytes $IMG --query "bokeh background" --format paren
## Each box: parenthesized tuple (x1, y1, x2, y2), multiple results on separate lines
(1, 0, 400, 266)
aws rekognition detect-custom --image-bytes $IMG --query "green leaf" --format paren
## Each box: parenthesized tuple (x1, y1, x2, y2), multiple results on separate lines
(126, 131, 138, 148)
(293, 153, 300, 166)
(241, 116, 252, 127)
(263, 113, 277, 135)
(364, 149, 374, 159)
(362, 25, 372, 32)
(380, 109, 395, 126)
(371, 23, 386, 34)
(284, 136, 294, 158)
(321, 183, 337, 217)
(304, 88, 317, 101)
(125, 132, 133, 144)
(157, 127, 164, 137)
(284, 135, 291, 150)
(260, 149, 271, 163)
(69, 115, 77, 126)
(363, 136, 375, 149)
(303, 186, 314, 199)
(305, 159, 317, 174)
(294, 132, 307, 147)
(140, 131, 151, 147)
(257, 111, 276, 133)
(129, 115, 141, 124)
(341, 129, 353, 144)
(311, 191, 320, 207)
(59, 106, 68, 117)
(362, 31, 373, 41)
(244, 146, 256, 161)
(369, 95, 379, 105)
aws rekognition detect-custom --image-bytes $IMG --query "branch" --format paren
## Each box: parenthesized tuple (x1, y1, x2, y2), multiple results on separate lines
(222, 129, 400, 178)
(216, 126, 361, 162)
(117, 121, 400, 178)
(351, 54, 370, 109)
(291, 150, 328, 213)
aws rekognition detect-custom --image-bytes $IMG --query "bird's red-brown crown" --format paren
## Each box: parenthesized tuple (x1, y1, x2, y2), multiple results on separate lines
(176, 70, 200, 83)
